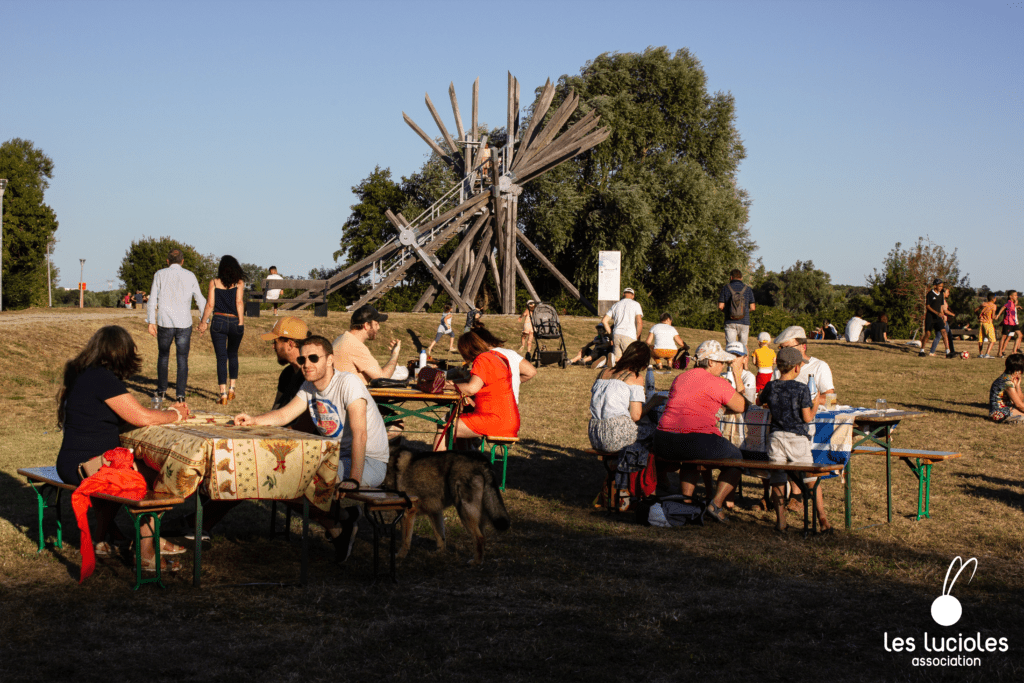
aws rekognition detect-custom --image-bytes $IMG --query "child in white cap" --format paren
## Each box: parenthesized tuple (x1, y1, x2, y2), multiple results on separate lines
(751, 331, 776, 395)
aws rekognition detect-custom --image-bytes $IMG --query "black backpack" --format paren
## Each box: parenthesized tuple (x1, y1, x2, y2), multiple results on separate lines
(634, 495, 705, 527)
(728, 282, 748, 321)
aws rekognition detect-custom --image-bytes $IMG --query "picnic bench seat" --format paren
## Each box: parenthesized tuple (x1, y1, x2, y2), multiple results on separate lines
(481, 435, 518, 491)
(585, 448, 625, 512)
(342, 489, 418, 583)
(849, 446, 963, 520)
(683, 459, 846, 536)
(17, 466, 185, 589)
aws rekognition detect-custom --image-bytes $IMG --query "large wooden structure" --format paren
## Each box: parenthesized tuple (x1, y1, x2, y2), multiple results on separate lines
(282, 74, 608, 315)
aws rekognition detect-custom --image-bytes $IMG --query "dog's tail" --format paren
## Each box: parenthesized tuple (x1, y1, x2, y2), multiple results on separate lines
(483, 471, 510, 532)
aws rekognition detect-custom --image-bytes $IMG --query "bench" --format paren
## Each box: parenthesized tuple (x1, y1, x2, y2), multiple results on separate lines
(17, 466, 185, 589)
(584, 448, 625, 512)
(481, 436, 518, 491)
(849, 446, 962, 520)
(342, 489, 418, 583)
(664, 459, 847, 536)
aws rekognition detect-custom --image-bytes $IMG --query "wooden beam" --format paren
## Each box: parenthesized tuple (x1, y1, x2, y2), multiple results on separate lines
(514, 80, 554, 163)
(448, 82, 466, 143)
(463, 227, 493, 305)
(512, 92, 579, 174)
(424, 92, 459, 158)
(515, 258, 541, 303)
(502, 198, 517, 313)
(471, 78, 479, 143)
(403, 112, 453, 164)
(516, 126, 610, 184)
(516, 230, 597, 314)
(506, 72, 515, 169)
(488, 249, 502, 296)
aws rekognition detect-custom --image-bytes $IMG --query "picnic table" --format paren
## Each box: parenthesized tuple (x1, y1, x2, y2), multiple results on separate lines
(369, 387, 463, 449)
(120, 410, 344, 585)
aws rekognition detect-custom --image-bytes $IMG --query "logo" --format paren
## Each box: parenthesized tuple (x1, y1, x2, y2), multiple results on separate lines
(931, 556, 976, 626)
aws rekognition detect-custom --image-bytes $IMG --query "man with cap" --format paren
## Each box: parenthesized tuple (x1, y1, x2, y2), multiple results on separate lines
(332, 304, 402, 385)
(260, 316, 317, 431)
(773, 326, 836, 403)
(602, 288, 644, 363)
(718, 269, 756, 347)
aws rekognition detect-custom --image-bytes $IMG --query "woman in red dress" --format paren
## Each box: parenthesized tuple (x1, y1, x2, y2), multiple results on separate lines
(435, 331, 520, 449)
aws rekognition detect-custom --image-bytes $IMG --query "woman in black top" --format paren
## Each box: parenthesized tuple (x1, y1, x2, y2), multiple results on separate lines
(871, 314, 890, 342)
(199, 256, 246, 404)
(57, 325, 191, 567)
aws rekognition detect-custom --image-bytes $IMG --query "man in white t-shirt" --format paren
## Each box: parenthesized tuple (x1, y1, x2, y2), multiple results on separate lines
(602, 288, 644, 362)
(265, 266, 284, 316)
(843, 311, 870, 343)
(234, 334, 390, 562)
(645, 312, 686, 369)
(772, 326, 836, 399)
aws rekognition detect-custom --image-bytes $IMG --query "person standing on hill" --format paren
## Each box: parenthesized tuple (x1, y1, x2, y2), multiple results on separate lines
(265, 266, 284, 316)
(146, 248, 207, 402)
(996, 291, 1020, 358)
(718, 269, 755, 347)
(602, 288, 644, 363)
(198, 255, 247, 405)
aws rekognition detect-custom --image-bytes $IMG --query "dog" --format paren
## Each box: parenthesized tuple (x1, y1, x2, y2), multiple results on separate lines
(383, 442, 510, 565)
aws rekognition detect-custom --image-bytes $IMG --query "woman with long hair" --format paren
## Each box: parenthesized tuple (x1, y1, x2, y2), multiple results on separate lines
(199, 256, 246, 404)
(434, 330, 520, 449)
(56, 325, 191, 571)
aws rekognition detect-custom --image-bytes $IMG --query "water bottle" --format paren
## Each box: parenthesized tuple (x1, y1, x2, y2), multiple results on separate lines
(645, 364, 656, 402)
(807, 375, 817, 401)
(152, 393, 162, 410)
(419, 348, 428, 370)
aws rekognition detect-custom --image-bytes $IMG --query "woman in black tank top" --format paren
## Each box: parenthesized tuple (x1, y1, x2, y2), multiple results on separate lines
(199, 255, 246, 404)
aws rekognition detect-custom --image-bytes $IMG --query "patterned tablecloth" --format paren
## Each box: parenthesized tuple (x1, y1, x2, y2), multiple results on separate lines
(120, 411, 341, 510)
(720, 406, 873, 467)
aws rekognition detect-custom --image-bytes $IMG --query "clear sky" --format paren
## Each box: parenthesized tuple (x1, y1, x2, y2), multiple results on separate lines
(1, 0, 1020, 293)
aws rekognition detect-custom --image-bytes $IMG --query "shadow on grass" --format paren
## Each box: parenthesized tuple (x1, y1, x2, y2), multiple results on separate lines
(123, 373, 221, 403)
(895, 401, 987, 420)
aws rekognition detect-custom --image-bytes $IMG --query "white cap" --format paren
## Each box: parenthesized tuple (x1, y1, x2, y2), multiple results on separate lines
(758, 331, 772, 344)
(725, 341, 747, 357)
(774, 326, 807, 346)
(695, 340, 737, 363)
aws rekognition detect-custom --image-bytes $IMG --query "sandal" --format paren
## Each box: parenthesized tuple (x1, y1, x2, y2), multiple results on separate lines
(160, 539, 187, 556)
(702, 501, 728, 524)
(94, 541, 117, 558)
(218, 392, 228, 405)
(228, 388, 236, 401)
(138, 555, 182, 574)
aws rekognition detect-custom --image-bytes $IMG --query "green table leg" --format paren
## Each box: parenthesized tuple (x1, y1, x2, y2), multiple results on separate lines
(28, 484, 64, 552)
(300, 498, 310, 586)
(844, 462, 852, 530)
(923, 462, 933, 519)
(130, 510, 167, 590)
(192, 495, 204, 587)
(482, 438, 509, 491)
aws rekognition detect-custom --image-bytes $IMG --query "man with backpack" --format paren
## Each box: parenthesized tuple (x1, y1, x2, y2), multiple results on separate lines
(717, 269, 756, 347)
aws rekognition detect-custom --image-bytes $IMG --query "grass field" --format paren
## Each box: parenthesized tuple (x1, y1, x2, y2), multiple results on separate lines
(0, 308, 1021, 682)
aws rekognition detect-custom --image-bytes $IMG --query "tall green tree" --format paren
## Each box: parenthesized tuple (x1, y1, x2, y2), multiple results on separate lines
(752, 260, 841, 314)
(518, 47, 753, 313)
(118, 236, 211, 294)
(0, 138, 60, 309)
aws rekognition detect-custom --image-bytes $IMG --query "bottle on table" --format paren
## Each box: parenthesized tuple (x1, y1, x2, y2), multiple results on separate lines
(807, 375, 817, 403)
(645, 364, 656, 402)
(419, 348, 428, 372)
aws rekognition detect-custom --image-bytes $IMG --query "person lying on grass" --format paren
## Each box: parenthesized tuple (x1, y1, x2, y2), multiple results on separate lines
(988, 353, 1024, 424)
(756, 346, 832, 533)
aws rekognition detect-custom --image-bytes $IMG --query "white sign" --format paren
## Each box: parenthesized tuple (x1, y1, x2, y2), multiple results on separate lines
(598, 251, 621, 303)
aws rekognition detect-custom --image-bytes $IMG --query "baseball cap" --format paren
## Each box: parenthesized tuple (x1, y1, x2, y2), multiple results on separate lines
(758, 332, 772, 344)
(774, 326, 807, 346)
(260, 316, 309, 341)
(724, 341, 747, 357)
(777, 346, 805, 366)
(623, 288, 635, 295)
(695, 340, 737, 363)
(351, 304, 388, 326)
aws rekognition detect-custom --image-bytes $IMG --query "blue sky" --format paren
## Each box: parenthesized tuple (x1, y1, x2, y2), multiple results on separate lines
(1, 0, 1020, 293)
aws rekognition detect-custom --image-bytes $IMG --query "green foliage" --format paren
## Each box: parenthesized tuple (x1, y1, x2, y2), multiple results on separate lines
(0, 138, 60, 309)
(117, 236, 211, 294)
(751, 260, 841, 314)
(518, 47, 753, 313)
(867, 237, 969, 338)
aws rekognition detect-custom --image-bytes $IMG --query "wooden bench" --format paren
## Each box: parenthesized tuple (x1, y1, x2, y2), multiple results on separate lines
(665, 459, 846, 536)
(481, 436, 518, 491)
(17, 466, 185, 589)
(584, 448, 625, 512)
(849, 447, 963, 520)
(342, 489, 418, 583)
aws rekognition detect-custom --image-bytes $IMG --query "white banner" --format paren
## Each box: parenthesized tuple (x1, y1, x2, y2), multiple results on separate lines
(598, 251, 621, 303)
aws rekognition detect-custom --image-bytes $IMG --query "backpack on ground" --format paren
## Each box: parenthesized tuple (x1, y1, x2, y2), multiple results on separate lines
(728, 282, 748, 321)
(634, 494, 704, 527)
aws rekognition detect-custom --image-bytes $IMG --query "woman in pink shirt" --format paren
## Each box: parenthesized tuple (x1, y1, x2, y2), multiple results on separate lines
(655, 340, 751, 522)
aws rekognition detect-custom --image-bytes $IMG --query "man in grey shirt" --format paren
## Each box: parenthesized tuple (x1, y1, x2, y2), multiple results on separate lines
(146, 249, 207, 401)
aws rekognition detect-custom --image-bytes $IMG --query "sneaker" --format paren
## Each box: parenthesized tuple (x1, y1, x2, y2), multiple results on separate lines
(331, 506, 363, 563)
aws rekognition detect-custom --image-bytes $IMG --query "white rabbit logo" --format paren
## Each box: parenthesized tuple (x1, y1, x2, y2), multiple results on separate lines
(931, 556, 977, 627)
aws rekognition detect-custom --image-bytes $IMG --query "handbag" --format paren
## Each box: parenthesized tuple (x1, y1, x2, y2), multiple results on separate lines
(416, 366, 446, 394)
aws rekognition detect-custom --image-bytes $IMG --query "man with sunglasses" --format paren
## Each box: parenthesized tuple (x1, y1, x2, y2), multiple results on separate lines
(234, 335, 390, 561)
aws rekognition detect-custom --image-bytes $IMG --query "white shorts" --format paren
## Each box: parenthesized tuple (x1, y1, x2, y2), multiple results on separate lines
(767, 431, 814, 485)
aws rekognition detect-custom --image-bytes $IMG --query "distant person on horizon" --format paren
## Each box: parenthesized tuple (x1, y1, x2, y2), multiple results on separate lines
(718, 269, 755, 348)
(996, 291, 1021, 358)
(602, 288, 644, 363)
(146, 248, 207, 402)
(426, 302, 457, 358)
(919, 279, 953, 358)
(265, 266, 284, 316)
(844, 310, 870, 343)
(870, 314, 889, 343)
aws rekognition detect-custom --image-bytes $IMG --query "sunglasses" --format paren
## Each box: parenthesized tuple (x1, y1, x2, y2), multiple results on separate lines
(297, 354, 321, 365)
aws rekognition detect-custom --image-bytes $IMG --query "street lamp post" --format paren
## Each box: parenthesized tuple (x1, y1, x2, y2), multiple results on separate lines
(79, 259, 85, 309)
(0, 179, 8, 311)
(46, 239, 54, 307)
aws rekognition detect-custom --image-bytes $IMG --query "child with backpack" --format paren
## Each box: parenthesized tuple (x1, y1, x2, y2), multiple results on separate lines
(756, 346, 832, 533)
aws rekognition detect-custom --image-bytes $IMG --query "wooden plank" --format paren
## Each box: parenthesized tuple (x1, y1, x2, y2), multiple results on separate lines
(463, 228, 493, 304)
(262, 279, 327, 290)
(448, 82, 466, 144)
(403, 112, 453, 163)
(488, 249, 502, 295)
(471, 78, 479, 143)
(503, 199, 516, 313)
(513, 109, 601, 176)
(424, 92, 459, 158)
(515, 230, 597, 314)
(516, 127, 610, 184)
(515, 258, 541, 303)
(512, 92, 578, 173)
(506, 72, 515, 169)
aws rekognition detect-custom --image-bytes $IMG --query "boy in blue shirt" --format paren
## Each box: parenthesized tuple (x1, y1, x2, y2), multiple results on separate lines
(756, 346, 831, 533)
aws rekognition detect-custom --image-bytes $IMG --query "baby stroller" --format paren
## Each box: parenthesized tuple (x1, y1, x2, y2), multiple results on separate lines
(529, 302, 569, 368)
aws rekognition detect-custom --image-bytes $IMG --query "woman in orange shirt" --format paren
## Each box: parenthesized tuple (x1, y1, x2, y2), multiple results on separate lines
(435, 331, 520, 449)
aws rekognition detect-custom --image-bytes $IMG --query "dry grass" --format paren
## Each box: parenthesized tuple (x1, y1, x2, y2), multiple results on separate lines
(0, 308, 1021, 681)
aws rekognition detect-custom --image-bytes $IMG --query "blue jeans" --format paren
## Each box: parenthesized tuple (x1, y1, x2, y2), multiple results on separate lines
(157, 326, 192, 398)
(210, 315, 244, 385)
